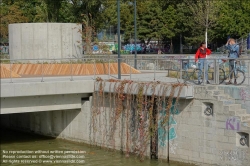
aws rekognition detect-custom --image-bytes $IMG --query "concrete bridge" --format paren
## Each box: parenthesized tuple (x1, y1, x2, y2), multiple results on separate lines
(0, 72, 193, 114)
(0, 79, 93, 114)
(1, 68, 250, 166)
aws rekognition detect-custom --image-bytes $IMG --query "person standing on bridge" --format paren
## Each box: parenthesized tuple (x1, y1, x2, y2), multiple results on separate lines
(225, 38, 239, 85)
(195, 42, 212, 84)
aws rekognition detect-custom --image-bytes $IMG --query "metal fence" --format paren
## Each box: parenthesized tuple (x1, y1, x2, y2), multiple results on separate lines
(1, 56, 250, 86)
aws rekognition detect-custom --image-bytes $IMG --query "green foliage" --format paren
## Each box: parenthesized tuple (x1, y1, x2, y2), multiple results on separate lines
(213, 0, 250, 40)
(0, 1, 29, 40)
(1, 0, 250, 48)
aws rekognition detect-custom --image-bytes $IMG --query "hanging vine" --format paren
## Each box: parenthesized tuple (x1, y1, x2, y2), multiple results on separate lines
(90, 78, 186, 161)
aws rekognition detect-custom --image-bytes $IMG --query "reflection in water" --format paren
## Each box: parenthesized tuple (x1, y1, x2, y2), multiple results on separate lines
(0, 128, 192, 166)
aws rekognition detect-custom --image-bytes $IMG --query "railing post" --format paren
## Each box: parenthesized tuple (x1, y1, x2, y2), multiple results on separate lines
(41, 61, 44, 82)
(70, 59, 73, 81)
(248, 61, 250, 86)
(180, 59, 182, 80)
(215, 59, 220, 85)
(140, 56, 142, 70)
(94, 59, 96, 80)
(10, 60, 13, 83)
(157, 54, 159, 70)
(203, 59, 207, 85)
(130, 59, 132, 80)
(108, 59, 110, 79)
(213, 59, 215, 84)
(154, 60, 156, 81)
(85, 58, 87, 76)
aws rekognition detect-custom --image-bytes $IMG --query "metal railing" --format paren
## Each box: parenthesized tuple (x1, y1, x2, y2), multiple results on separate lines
(1, 56, 250, 86)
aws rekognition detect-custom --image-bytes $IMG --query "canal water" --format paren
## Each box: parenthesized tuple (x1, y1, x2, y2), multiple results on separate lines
(1, 128, 193, 166)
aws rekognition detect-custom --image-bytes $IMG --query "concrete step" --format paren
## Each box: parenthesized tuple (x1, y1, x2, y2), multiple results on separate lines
(207, 90, 225, 96)
(224, 104, 242, 112)
(206, 85, 218, 90)
(229, 109, 247, 116)
(214, 94, 233, 101)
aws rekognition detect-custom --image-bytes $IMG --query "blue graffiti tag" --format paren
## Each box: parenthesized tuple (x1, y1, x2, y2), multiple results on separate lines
(93, 45, 99, 51)
(170, 98, 180, 115)
(158, 99, 179, 147)
(124, 44, 142, 52)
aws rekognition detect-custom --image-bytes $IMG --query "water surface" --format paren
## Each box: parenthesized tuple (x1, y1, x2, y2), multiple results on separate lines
(1, 128, 193, 166)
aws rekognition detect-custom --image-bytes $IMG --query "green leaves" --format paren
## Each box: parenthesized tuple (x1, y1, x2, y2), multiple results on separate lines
(1, 0, 249, 46)
(213, 0, 250, 40)
(0, 1, 29, 40)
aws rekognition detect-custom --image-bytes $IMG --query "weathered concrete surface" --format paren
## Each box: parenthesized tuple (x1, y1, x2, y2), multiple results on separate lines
(95, 81, 194, 99)
(1, 82, 249, 166)
(0, 94, 90, 114)
(0, 80, 94, 114)
(172, 85, 250, 166)
(218, 85, 250, 114)
(1, 80, 94, 98)
(9, 23, 82, 60)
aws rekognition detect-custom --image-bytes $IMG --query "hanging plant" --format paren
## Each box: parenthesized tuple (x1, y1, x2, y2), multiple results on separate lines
(91, 79, 186, 161)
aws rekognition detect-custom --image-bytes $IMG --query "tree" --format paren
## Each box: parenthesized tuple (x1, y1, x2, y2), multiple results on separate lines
(58, 1, 75, 23)
(70, 0, 105, 30)
(184, 0, 219, 47)
(136, 1, 163, 44)
(33, 0, 48, 22)
(43, 0, 64, 22)
(212, 0, 250, 40)
(161, 5, 177, 53)
(0, 1, 29, 42)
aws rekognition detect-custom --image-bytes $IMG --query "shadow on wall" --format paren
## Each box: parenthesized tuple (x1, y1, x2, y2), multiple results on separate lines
(0, 109, 81, 141)
(0, 125, 55, 144)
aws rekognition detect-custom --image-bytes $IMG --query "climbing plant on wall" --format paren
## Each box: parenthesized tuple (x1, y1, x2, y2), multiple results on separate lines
(91, 77, 185, 161)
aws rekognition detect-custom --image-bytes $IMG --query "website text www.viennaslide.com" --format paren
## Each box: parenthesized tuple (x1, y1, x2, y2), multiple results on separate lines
(1, 150, 86, 164)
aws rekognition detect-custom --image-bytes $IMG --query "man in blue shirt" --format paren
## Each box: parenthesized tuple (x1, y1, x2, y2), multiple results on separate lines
(225, 38, 239, 85)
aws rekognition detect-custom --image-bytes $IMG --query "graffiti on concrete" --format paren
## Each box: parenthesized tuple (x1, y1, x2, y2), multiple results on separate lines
(219, 150, 247, 161)
(124, 44, 142, 52)
(171, 99, 180, 115)
(158, 115, 177, 147)
(158, 99, 180, 147)
(239, 88, 250, 102)
(163, 55, 186, 60)
(242, 122, 250, 127)
(169, 141, 178, 154)
(226, 117, 240, 131)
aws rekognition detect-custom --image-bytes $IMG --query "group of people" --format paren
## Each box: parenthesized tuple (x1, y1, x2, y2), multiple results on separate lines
(195, 38, 240, 84)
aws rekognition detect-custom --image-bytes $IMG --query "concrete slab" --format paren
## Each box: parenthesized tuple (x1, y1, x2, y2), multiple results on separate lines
(1, 80, 94, 97)
(95, 81, 194, 99)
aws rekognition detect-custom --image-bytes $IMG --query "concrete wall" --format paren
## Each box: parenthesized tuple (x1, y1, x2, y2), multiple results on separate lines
(218, 85, 250, 114)
(168, 99, 249, 166)
(9, 23, 82, 61)
(1, 86, 250, 166)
